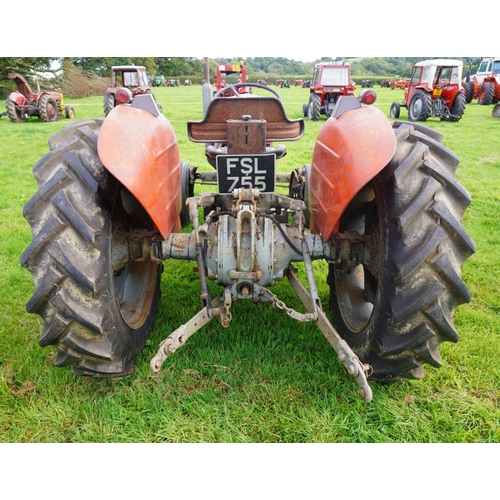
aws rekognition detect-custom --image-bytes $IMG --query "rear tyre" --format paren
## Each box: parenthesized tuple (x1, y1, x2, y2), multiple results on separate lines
(103, 92, 115, 116)
(6, 98, 27, 122)
(478, 82, 495, 105)
(39, 95, 59, 122)
(408, 89, 432, 121)
(307, 94, 321, 121)
(21, 119, 162, 377)
(447, 92, 466, 122)
(390, 102, 401, 118)
(463, 81, 474, 103)
(328, 121, 475, 381)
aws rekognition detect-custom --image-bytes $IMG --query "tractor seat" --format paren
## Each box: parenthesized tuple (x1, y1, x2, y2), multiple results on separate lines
(187, 96, 304, 144)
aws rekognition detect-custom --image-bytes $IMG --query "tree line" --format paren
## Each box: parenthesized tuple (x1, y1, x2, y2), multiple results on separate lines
(0, 56, 481, 98)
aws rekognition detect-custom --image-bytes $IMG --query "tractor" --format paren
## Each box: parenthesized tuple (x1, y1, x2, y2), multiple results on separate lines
(103, 65, 162, 116)
(5, 72, 75, 123)
(213, 61, 248, 96)
(463, 57, 500, 104)
(302, 61, 356, 120)
(390, 59, 467, 122)
(20, 72, 475, 403)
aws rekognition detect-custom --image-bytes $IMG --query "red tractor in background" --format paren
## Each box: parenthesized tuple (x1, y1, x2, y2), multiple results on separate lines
(103, 65, 162, 116)
(5, 72, 75, 123)
(303, 61, 357, 120)
(213, 61, 248, 96)
(390, 59, 466, 122)
(463, 57, 500, 104)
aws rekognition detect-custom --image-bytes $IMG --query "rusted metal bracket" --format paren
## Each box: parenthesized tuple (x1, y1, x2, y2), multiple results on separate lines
(150, 289, 233, 372)
(285, 265, 373, 403)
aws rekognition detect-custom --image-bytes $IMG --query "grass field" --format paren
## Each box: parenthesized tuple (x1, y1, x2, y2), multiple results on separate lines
(0, 83, 498, 455)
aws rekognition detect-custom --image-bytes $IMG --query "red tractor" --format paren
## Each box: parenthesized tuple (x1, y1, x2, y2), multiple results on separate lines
(103, 65, 161, 116)
(476, 58, 500, 105)
(5, 72, 75, 123)
(21, 76, 475, 403)
(303, 61, 357, 120)
(463, 57, 500, 104)
(390, 59, 466, 122)
(213, 61, 248, 96)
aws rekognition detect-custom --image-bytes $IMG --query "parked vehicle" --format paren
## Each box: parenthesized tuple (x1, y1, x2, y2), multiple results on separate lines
(103, 65, 161, 116)
(463, 57, 500, 104)
(21, 75, 475, 402)
(5, 72, 75, 123)
(390, 59, 466, 122)
(303, 61, 356, 120)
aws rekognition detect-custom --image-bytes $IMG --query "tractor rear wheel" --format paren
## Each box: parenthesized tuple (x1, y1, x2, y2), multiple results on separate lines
(39, 95, 59, 122)
(463, 81, 475, 103)
(408, 89, 432, 121)
(478, 82, 495, 105)
(307, 94, 321, 121)
(6, 98, 27, 122)
(447, 92, 466, 122)
(21, 119, 162, 377)
(103, 92, 115, 116)
(328, 121, 475, 381)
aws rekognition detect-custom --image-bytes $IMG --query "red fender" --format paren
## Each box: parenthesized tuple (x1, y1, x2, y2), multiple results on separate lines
(8, 91, 27, 106)
(97, 104, 182, 239)
(308, 106, 397, 240)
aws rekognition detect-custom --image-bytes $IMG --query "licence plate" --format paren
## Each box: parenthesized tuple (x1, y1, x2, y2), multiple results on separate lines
(216, 154, 276, 194)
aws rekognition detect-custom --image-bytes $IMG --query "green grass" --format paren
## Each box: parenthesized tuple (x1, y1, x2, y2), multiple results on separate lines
(0, 84, 499, 446)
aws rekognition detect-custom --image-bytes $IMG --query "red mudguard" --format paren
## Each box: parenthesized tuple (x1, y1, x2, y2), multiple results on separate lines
(98, 104, 182, 239)
(308, 106, 397, 240)
(8, 91, 26, 106)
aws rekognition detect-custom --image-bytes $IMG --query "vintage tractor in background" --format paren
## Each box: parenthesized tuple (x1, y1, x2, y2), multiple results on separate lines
(213, 61, 248, 96)
(302, 61, 357, 120)
(390, 59, 467, 122)
(5, 72, 75, 123)
(463, 57, 500, 104)
(20, 65, 475, 403)
(103, 65, 162, 116)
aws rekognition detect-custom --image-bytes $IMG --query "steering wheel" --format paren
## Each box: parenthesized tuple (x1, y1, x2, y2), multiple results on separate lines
(213, 82, 282, 100)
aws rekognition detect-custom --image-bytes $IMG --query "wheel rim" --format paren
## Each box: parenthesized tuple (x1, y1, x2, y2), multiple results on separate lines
(410, 97, 422, 119)
(334, 183, 381, 333)
(48, 103, 57, 120)
(111, 188, 158, 329)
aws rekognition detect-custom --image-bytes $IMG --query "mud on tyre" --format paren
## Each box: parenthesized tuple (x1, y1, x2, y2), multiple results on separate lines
(329, 121, 475, 381)
(21, 119, 162, 377)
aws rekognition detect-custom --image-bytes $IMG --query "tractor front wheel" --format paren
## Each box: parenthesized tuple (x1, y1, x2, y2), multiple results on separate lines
(328, 121, 475, 381)
(390, 102, 400, 118)
(65, 105, 75, 119)
(39, 95, 59, 122)
(21, 119, 162, 377)
(307, 94, 321, 121)
(408, 89, 432, 121)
